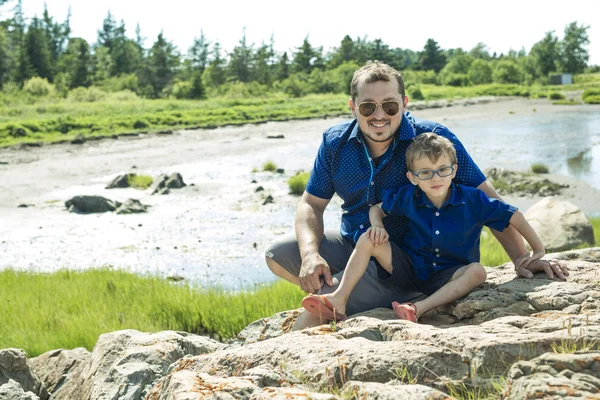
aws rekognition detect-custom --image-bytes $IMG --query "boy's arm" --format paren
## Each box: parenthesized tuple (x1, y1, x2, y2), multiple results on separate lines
(508, 210, 545, 269)
(368, 203, 388, 245)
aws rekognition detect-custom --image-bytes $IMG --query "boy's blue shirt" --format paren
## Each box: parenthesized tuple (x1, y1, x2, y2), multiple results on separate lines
(381, 183, 517, 280)
(306, 112, 487, 246)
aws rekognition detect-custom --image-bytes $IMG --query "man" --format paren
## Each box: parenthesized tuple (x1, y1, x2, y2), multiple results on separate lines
(265, 61, 568, 329)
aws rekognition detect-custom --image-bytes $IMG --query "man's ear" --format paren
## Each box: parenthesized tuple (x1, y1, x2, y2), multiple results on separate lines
(406, 171, 418, 186)
(403, 96, 409, 109)
(349, 98, 357, 117)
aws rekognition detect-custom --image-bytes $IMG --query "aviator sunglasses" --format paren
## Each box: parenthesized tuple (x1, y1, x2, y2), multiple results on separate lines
(357, 101, 401, 117)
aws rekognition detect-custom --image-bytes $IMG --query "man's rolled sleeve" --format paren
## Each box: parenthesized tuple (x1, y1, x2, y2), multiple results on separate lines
(305, 135, 335, 199)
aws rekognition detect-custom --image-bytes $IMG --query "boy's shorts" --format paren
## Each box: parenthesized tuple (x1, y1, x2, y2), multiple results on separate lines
(375, 241, 463, 296)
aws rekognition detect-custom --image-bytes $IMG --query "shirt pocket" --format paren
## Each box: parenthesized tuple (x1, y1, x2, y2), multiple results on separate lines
(443, 216, 470, 247)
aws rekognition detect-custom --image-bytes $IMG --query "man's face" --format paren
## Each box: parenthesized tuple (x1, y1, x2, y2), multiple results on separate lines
(349, 79, 408, 145)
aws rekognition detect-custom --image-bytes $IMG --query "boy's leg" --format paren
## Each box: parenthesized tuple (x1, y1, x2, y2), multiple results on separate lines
(413, 263, 487, 319)
(309, 232, 392, 317)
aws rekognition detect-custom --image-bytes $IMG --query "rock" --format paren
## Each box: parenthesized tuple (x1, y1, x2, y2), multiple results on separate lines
(276, 168, 284, 174)
(50, 330, 223, 400)
(65, 195, 120, 213)
(266, 134, 285, 139)
(484, 167, 568, 197)
(263, 195, 274, 205)
(255, 186, 264, 192)
(115, 198, 149, 214)
(505, 351, 600, 399)
(0, 379, 39, 400)
(30, 348, 90, 395)
(105, 173, 136, 189)
(525, 197, 595, 252)
(0, 348, 48, 399)
(343, 381, 452, 399)
(150, 173, 186, 195)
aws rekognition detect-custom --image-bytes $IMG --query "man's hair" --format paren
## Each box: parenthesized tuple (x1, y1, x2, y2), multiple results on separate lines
(406, 132, 457, 170)
(350, 60, 405, 102)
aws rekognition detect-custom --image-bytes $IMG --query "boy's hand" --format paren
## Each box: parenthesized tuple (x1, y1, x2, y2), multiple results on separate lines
(367, 226, 389, 246)
(514, 250, 545, 270)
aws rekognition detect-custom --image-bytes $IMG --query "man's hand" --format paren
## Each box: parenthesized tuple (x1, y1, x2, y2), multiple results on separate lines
(367, 226, 389, 246)
(299, 253, 333, 293)
(514, 257, 569, 281)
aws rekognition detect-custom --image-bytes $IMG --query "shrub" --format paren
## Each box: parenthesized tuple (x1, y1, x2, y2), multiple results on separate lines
(584, 95, 600, 104)
(67, 87, 107, 102)
(127, 174, 153, 189)
(262, 161, 277, 172)
(133, 119, 150, 129)
(548, 92, 565, 100)
(288, 172, 311, 195)
(582, 88, 600, 101)
(407, 85, 425, 100)
(1, 123, 31, 138)
(441, 73, 471, 87)
(23, 77, 55, 97)
(109, 90, 139, 101)
(170, 81, 192, 99)
(531, 163, 549, 173)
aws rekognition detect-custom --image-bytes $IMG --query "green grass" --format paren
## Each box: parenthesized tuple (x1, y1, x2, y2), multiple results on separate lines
(262, 160, 277, 172)
(0, 93, 351, 148)
(0, 268, 305, 357)
(531, 163, 549, 174)
(552, 99, 580, 105)
(288, 172, 311, 195)
(480, 216, 600, 267)
(127, 174, 153, 189)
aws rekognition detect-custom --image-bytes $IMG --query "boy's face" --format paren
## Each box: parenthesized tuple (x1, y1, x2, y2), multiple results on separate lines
(406, 153, 457, 203)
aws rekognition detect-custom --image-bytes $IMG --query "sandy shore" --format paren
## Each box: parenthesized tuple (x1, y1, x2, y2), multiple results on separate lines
(1, 97, 599, 288)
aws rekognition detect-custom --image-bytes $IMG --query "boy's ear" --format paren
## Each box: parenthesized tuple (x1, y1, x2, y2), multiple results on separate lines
(406, 171, 418, 186)
(452, 163, 458, 179)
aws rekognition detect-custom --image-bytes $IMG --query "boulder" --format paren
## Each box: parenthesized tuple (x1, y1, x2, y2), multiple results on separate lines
(0, 348, 48, 399)
(505, 351, 600, 399)
(115, 199, 149, 214)
(525, 197, 595, 252)
(29, 347, 90, 395)
(65, 195, 120, 213)
(105, 174, 136, 189)
(150, 173, 186, 195)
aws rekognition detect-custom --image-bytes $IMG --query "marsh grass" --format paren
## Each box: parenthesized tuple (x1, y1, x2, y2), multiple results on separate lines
(262, 160, 277, 172)
(288, 172, 311, 195)
(127, 174, 153, 189)
(531, 163, 549, 173)
(0, 268, 305, 357)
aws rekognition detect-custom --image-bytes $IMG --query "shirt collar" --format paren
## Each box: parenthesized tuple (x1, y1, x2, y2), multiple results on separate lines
(413, 182, 465, 208)
(348, 112, 417, 143)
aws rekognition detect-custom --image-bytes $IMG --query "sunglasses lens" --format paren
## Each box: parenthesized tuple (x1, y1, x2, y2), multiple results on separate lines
(382, 101, 400, 116)
(358, 103, 377, 117)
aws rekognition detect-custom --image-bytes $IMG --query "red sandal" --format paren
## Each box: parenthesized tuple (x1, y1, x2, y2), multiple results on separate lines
(392, 301, 418, 322)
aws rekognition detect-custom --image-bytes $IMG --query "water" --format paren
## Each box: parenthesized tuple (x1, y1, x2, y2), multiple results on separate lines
(445, 109, 600, 190)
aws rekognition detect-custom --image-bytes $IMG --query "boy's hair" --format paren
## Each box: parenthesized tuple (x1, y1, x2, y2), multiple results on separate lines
(406, 132, 457, 170)
(350, 60, 405, 102)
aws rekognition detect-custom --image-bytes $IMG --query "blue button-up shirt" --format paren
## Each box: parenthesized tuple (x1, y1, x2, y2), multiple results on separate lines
(381, 183, 517, 280)
(306, 112, 487, 246)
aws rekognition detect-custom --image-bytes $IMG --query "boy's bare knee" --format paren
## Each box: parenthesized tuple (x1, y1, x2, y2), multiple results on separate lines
(470, 263, 487, 284)
(356, 232, 373, 249)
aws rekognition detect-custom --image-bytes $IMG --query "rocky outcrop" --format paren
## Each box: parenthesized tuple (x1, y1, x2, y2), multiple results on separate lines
(0, 348, 48, 400)
(485, 167, 569, 197)
(525, 197, 595, 252)
(2, 248, 600, 399)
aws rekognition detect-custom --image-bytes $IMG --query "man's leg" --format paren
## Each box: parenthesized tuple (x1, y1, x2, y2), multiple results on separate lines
(313, 233, 393, 317)
(413, 263, 487, 319)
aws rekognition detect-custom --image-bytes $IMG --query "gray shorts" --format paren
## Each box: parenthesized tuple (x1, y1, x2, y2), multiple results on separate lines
(264, 230, 421, 316)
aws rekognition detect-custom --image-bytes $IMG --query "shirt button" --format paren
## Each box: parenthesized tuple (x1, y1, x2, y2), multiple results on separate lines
(368, 203, 373, 207)
(435, 248, 440, 252)
(435, 212, 440, 216)
(370, 181, 374, 186)
(433, 262, 436, 266)
(435, 230, 440, 235)
(360, 225, 364, 229)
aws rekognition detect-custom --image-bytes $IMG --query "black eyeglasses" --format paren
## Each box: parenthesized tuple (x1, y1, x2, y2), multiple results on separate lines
(357, 101, 401, 117)
(410, 165, 455, 180)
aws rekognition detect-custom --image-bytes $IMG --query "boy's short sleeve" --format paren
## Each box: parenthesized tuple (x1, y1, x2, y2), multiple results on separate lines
(470, 189, 517, 232)
(305, 134, 335, 199)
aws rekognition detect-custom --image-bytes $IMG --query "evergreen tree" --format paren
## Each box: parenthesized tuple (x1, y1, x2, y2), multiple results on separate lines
(417, 38, 446, 72)
(254, 41, 273, 85)
(329, 35, 355, 68)
(228, 27, 254, 82)
(42, 5, 70, 69)
(204, 41, 226, 87)
(189, 70, 205, 99)
(110, 20, 141, 76)
(188, 29, 210, 73)
(97, 11, 117, 52)
(292, 36, 322, 74)
(145, 32, 180, 97)
(277, 51, 289, 80)
(63, 37, 91, 88)
(469, 43, 490, 59)
(25, 16, 53, 80)
(0, 26, 10, 89)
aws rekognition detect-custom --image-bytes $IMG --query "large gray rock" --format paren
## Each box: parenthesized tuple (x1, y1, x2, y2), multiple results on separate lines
(51, 330, 223, 400)
(0, 349, 48, 399)
(505, 351, 600, 399)
(29, 347, 90, 395)
(0, 379, 39, 400)
(105, 173, 136, 189)
(525, 197, 595, 252)
(65, 195, 120, 213)
(150, 173, 186, 195)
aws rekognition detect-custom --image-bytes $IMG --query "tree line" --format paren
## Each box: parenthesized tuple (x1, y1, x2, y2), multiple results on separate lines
(0, 1, 594, 100)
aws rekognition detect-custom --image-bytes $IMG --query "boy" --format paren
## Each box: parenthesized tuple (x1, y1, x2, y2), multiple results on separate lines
(302, 132, 545, 323)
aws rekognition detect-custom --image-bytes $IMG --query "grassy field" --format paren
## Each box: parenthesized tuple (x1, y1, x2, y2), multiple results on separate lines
(1, 217, 598, 357)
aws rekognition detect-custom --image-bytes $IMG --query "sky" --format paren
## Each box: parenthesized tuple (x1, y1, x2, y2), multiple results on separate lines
(6, 0, 600, 66)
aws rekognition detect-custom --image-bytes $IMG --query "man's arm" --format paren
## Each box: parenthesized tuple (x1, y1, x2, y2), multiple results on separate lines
(477, 180, 568, 280)
(295, 191, 332, 293)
